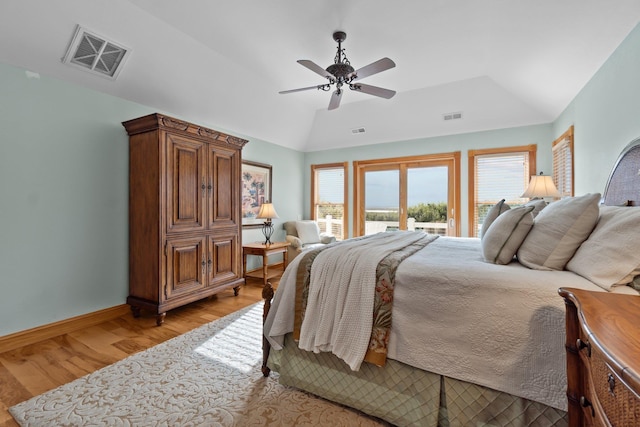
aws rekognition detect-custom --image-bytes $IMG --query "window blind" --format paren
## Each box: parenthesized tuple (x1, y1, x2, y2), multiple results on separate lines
(553, 132, 574, 198)
(316, 168, 344, 204)
(473, 152, 530, 236)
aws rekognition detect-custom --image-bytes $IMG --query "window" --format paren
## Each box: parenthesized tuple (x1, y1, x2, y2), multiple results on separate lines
(353, 152, 461, 237)
(553, 126, 574, 198)
(468, 145, 537, 237)
(311, 163, 348, 240)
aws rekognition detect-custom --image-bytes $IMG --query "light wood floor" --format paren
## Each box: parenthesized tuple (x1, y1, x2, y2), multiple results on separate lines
(0, 279, 272, 427)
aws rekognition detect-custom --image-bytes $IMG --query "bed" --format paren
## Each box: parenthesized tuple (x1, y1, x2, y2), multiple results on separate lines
(262, 138, 640, 427)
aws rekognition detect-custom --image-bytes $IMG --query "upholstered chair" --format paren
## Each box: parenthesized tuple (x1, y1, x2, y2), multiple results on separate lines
(283, 220, 336, 261)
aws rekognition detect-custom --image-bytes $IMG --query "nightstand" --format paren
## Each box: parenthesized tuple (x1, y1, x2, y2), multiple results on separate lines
(242, 242, 290, 287)
(559, 287, 640, 427)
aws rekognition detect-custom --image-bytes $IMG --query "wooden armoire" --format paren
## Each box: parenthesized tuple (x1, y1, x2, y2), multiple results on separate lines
(122, 113, 248, 325)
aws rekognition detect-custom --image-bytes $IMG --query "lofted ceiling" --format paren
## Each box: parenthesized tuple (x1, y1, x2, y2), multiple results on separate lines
(1, 1, 639, 152)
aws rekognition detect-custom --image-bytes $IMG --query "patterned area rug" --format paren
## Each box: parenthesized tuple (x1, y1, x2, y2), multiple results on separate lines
(9, 303, 386, 426)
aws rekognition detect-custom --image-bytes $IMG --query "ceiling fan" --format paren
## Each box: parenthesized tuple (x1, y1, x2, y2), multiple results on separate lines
(279, 31, 396, 110)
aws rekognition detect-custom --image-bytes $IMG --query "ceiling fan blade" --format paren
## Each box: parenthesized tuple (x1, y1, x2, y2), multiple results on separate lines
(328, 90, 342, 110)
(349, 57, 396, 82)
(350, 83, 396, 99)
(298, 60, 336, 80)
(279, 84, 326, 94)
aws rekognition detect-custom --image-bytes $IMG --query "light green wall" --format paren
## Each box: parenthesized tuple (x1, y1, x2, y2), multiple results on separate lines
(553, 23, 640, 195)
(304, 124, 554, 237)
(242, 137, 305, 265)
(2, 21, 639, 336)
(0, 62, 303, 336)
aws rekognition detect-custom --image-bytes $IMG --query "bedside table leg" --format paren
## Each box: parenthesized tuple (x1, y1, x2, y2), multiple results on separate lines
(262, 253, 268, 287)
(242, 252, 248, 280)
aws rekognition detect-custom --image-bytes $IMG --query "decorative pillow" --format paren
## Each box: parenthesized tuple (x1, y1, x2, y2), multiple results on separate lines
(482, 206, 535, 264)
(295, 221, 321, 244)
(283, 221, 298, 237)
(566, 205, 640, 290)
(524, 199, 547, 218)
(517, 193, 601, 271)
(480, 199, 510, 239)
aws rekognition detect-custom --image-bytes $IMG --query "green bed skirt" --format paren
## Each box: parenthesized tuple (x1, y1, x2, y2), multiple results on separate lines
(268, 334, 567, 427)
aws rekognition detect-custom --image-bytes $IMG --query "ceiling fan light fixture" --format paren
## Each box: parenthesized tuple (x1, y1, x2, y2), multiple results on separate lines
(279, 31, 396, 110)
(326, 63, 355, 79)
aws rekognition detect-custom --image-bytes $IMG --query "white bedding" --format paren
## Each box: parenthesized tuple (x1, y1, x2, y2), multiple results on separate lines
(264, 235, 637, 411)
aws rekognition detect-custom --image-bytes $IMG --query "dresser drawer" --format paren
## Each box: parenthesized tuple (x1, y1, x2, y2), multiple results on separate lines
(560, 288, 640, 427)
(591, 345, 640, 426)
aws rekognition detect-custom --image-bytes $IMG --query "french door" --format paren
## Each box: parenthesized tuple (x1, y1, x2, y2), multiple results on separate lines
(354, 152, 460, 237)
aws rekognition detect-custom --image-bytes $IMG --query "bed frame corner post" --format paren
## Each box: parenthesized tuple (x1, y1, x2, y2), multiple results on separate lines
(261, 280, 274, 377)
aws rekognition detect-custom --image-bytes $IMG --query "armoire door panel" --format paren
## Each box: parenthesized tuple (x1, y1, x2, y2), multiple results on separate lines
(166, 237, 206, 299)
(166, 134, 206, 233)
(209, 148, 236, 227)
(208, 235, 238, 286)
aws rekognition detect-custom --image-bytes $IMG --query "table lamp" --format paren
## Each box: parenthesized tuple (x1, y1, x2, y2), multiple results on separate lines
(521, 172, 561, 200)
(256, 202, 279, 245)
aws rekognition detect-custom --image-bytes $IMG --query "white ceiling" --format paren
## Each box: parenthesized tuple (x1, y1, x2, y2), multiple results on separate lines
(1, 1, 639, 152)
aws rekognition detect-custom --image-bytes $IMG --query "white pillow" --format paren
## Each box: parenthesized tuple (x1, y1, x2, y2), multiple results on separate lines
(482, 205, 535, 264)
(524, 199, 547, 218)
(567, 205, 640, 290)
(295, 221, 321, 244)
(481, 199, 510, 239)
(517, 193, 601, 271)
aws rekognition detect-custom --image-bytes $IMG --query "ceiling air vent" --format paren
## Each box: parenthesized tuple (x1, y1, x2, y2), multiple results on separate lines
(62, 25, 130, 79)
(443, 112, 463, 121)
(351, 127, 366, 134)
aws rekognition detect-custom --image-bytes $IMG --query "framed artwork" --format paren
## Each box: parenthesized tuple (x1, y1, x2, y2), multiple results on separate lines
(241, 160, 272, 227)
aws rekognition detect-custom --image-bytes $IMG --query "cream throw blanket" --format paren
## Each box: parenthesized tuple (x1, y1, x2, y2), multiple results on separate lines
(298, 231, 434, 371)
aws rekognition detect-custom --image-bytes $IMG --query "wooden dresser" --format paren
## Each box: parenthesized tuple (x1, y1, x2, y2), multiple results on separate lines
(559, 287, 640, 426)
(123, 113, 248, 325)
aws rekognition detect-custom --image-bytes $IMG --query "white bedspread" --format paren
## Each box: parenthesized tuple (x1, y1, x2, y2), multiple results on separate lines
(264, 235, 636, 410)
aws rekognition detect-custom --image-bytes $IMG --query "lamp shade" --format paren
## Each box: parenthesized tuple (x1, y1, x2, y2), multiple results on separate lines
(521, 175, 561, 198)
(256, 202, 279, 219)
